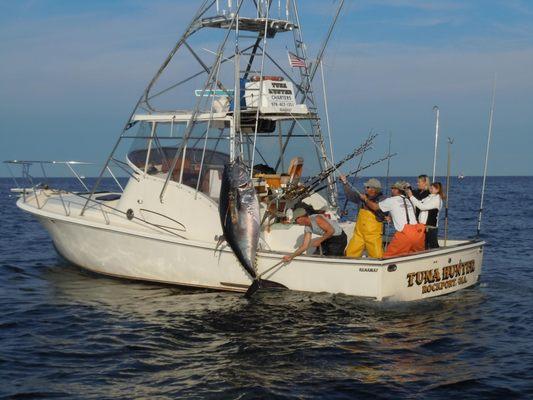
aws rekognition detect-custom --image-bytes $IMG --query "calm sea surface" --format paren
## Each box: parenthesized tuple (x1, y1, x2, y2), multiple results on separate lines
(1, 176, 532, 399)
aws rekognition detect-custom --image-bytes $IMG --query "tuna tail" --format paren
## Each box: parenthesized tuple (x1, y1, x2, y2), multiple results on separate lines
(244, 260, 289, 297)
(244, 278, 287, 298)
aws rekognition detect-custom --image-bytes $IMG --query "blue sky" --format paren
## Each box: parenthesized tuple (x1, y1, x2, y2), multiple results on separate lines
(1, 0, 532, 177)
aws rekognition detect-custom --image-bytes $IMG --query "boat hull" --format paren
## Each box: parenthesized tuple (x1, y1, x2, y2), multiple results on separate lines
(29, 207, 484, 302)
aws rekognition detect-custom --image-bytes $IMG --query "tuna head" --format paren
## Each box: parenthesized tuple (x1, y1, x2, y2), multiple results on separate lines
(219, 160, 260, 279)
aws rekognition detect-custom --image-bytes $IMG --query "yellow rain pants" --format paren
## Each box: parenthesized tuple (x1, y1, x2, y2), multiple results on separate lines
(345, 208, 383, 258)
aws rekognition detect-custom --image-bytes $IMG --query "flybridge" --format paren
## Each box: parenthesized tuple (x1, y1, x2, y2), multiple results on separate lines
(197, 0, 297, 36)
(191, 78, 309, 115)
(198, 16, 296, 37)
(133, 76, 311, 124)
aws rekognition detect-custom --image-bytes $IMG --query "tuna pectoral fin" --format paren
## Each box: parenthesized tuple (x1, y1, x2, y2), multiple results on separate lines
(214, 235, 226, 254)
(244, 278, 287, 298)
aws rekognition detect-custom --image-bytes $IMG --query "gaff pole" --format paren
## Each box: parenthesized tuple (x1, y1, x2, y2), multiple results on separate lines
(477, 76, 497, 237)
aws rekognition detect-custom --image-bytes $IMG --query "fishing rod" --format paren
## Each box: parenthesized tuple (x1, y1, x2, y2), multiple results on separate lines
(444, 137, 453, 246)
(477, 76, 497, 237)
(270, 135, 380, 209)
(302, 133, 377, 191)
(343, 153, 397, 179)
(340, 131, 373, 216)
(300, 153, 397, 200)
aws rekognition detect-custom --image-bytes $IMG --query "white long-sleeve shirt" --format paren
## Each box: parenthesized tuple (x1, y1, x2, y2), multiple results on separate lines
(378, 195, 417, 232)
(409, 194, 442, 226)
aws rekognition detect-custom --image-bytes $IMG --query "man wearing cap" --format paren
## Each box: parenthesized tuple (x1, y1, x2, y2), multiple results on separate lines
(339, 175, 386, 258)
(282, 208, 347, 262)
(363, 181, 425, 258)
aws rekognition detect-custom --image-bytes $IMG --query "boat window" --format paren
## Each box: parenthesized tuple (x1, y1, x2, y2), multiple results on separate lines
(125, 118, 326, 200)
(128, 145, 229, 197)
(125, 121, 230, 198)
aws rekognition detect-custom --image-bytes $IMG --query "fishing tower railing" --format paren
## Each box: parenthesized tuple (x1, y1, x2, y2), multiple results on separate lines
(80, 0, 345, 216)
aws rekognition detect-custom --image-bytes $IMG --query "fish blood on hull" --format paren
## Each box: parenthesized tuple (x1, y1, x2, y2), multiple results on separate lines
(219, 160, 260, 278)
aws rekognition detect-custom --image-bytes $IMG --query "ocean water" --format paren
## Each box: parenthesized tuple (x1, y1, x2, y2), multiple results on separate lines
(1, 176, 532, 399)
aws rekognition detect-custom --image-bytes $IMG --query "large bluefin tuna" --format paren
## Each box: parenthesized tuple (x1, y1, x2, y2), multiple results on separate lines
(219, 159, 260, 279)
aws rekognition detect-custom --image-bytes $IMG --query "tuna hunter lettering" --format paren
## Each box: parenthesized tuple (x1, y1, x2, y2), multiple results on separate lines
(406, 260, 476, 294)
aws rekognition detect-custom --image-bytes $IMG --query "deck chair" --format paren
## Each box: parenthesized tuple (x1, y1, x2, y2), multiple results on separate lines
(287, 157, 304, 186)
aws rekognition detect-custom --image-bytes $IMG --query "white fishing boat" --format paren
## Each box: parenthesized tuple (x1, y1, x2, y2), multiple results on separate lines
(11, 1, 484, 301)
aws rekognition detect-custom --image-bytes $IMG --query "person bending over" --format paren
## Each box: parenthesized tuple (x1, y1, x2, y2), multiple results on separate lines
(339, 175, 386, 258)
(282, 208, 347, 262)
(364, 181, 425, 258)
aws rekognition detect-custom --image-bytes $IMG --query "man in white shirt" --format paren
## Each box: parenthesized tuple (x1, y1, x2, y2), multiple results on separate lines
(363, 181, 425, 258)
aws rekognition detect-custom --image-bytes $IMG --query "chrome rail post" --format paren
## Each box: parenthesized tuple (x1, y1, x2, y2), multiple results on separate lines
(57, 191, 70, 216)
(143, 122, 157, 176)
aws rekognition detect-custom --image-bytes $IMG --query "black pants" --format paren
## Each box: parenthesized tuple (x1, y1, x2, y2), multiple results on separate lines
(320, 231, 348, 256)
(425, 227, 439, 249)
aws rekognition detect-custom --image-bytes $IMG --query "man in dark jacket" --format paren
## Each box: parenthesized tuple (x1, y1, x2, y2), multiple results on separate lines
(411, 174, 430, 218)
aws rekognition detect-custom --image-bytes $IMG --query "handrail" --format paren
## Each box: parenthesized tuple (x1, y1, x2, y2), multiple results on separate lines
(4, 160, 125, 221)
(3, 160, 124, 193)
(3, 160, 92, 165)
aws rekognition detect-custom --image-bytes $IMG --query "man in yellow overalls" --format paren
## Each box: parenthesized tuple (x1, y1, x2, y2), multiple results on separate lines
(339, 176, 386, 258)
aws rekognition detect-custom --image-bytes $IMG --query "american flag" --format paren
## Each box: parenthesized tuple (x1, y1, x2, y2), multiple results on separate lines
(287, 51, 306, 68)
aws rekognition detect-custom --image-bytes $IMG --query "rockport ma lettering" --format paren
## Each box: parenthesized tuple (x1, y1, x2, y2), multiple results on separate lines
(406, 260, 475, 294)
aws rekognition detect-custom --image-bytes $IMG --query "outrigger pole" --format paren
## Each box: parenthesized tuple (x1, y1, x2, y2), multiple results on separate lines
(384, 131, 392, 249)
(444, 137, 453, 246)
(273, 0, 345, 170)
(385, 131, 392, 195)
(477, 75, 497, 237)
(432, 105, 440, 182)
